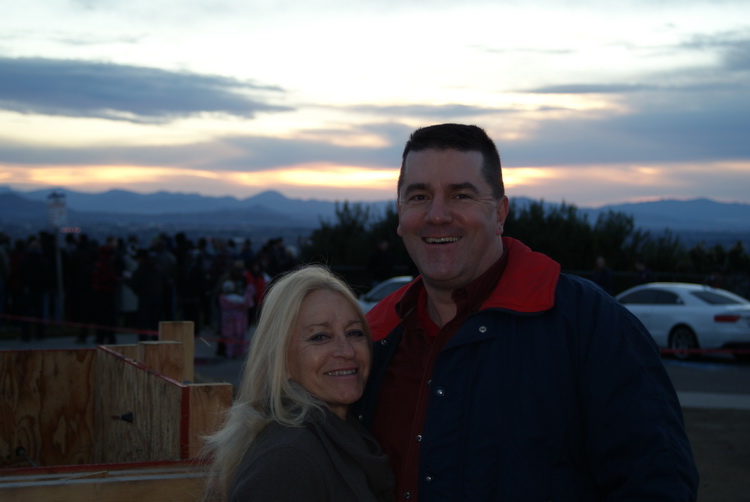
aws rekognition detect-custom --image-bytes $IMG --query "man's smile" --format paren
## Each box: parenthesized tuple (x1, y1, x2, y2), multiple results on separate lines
(423, 237, 461, 244)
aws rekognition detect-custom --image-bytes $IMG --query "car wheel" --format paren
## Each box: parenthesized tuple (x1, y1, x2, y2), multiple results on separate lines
(669, 326, 699, 360)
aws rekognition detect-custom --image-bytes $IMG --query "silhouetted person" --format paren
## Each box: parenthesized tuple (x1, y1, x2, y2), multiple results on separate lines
(591, 255, 613, 294)
(635, 258, 654, 284)
(129, 249, 165, 341)
(90, 245, 120, 344)
(18, 239, 52, 341)
(368, 239, 395, 287)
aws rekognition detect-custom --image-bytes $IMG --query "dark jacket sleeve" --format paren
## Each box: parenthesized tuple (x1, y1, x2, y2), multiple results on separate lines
(230, 446, 330, 502)
(567, 276, 699, 500)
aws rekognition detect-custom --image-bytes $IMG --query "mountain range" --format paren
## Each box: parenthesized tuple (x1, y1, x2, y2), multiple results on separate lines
(1, 186, 748, 247)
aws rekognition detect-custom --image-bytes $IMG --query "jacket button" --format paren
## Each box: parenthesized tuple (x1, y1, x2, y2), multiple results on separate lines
(380, 339, 388, 345)
(479, 325, 487, 333)
(435, 388, 445, 397)
(425, 476, 433, 482)
(403, 491, 412, 499)
(416, 434, 423, 442)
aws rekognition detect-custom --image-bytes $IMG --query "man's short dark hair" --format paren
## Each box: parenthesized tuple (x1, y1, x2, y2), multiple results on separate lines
(398, 123, 504, 199)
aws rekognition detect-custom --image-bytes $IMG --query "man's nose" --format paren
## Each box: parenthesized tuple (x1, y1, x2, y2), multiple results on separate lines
(425, 196, 452, 224)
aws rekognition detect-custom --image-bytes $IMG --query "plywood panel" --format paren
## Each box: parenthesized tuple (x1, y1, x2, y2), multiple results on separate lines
(186, 383, 232, 458)
(136, 342, 183, 383)
(93, 349, 182, 463)
(0, 350, 95, 468)
(106, 344, 138, 361)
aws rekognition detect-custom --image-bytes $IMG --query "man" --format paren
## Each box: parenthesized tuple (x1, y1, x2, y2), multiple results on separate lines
(591, 255, 614, 294)
(357, 123, 698, 501)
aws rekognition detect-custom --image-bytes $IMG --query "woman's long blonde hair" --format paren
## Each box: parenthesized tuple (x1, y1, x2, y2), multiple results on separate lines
(201, 264, 369, 500)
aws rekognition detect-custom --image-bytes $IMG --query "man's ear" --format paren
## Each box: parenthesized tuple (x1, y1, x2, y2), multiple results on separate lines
(496, 196, 509, 235)
(396, 201, 404, 237)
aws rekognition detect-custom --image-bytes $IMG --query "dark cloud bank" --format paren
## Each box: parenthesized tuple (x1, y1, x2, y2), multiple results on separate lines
(0, 56, 292, 123)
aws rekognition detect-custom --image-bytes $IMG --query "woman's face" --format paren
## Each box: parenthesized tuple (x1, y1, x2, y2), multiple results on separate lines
(287, 289, 371, 419)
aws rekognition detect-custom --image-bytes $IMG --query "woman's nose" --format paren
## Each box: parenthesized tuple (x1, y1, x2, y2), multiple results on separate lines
(333, 336, 356, 357)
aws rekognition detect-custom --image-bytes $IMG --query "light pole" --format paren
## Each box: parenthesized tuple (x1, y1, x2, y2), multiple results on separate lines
(47, 190, 66, 322)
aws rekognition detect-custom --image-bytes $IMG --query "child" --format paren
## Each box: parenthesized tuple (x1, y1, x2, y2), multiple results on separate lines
(218, 280, 255, 358)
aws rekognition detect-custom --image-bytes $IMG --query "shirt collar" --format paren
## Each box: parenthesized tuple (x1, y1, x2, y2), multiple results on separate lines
(396, 250, 509, 324)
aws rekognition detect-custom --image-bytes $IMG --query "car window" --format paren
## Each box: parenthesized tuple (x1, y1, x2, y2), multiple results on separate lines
(368, 281, 407, 302)
(653, 290, 682, 305)
(619, 289, 682, 305)
(619, 290, 659, 304)
(691, 291, 743, 305)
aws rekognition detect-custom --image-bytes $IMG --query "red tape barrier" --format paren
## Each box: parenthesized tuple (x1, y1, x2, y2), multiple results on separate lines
(1, 313, 158, 337)
(0, 313, 249, 347)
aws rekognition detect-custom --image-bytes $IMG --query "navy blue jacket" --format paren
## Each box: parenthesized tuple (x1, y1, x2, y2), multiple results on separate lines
(358, 238, 698, 501)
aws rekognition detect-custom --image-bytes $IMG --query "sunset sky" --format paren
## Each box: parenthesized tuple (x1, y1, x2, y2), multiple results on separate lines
(1, 0, 749, 207)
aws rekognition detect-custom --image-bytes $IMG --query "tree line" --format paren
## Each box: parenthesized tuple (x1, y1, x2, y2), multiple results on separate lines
(299, 199, 750, 298)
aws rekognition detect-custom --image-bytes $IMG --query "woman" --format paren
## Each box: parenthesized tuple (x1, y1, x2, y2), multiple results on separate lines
(203, 265, 394, 502)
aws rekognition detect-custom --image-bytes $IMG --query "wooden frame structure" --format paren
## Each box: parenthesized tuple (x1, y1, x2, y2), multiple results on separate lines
(0, 322, 232, 501)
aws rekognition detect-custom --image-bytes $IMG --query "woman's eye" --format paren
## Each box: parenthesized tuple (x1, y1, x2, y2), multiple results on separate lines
(347, 329, 366, 338)
(308, 333, 328, 342)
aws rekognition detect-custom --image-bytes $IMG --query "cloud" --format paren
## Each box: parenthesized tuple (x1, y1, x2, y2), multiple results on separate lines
(680, 31, 750, 72)
(345, 103, 511, 119)
(502, 28, 750, 166)
(3, 80, 748, 171)
(0, 122, 409, 171)
(0, 57, 293, 124)
(525, 84, 657, 94)
(502, 86, 750, 166)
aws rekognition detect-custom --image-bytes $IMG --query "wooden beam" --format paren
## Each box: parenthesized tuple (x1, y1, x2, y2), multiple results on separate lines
(158, 322, 195, 383)
(0, 463, 209, 502)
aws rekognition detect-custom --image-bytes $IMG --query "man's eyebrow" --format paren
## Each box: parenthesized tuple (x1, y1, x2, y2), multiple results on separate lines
(402, 182, 481, 197)
(449, 182, 480, 193)
(402, 182, 429, 196)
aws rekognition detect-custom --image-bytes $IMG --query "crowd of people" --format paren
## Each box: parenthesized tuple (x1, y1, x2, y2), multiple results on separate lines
(0, 230, 297, 352)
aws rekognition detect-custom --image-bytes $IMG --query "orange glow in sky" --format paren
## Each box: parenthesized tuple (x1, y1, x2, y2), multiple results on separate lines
(3, 160, 749, 206)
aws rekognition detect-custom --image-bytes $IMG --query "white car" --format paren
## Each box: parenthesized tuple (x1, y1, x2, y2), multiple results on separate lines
(358, 276, 413, 313)
(616, 282, 750, 360)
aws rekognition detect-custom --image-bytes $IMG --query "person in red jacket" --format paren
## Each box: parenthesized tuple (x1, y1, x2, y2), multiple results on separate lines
(356, 123, 699, 501)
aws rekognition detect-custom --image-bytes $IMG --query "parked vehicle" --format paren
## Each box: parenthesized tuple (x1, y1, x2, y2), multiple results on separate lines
(358, 276, 413, 313)
(615, 282, 750, 360)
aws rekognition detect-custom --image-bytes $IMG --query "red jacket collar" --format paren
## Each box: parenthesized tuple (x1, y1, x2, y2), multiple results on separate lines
(366, 237, 560, 341)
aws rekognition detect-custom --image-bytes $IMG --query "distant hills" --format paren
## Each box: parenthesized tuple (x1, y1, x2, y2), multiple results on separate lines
(1, 186, 748, 248)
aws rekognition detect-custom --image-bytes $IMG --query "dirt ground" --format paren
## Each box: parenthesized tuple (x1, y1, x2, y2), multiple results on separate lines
(682, 407, 750, 501)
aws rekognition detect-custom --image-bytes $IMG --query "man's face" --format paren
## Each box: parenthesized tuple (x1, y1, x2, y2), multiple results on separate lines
(397, 148, 508, 292)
